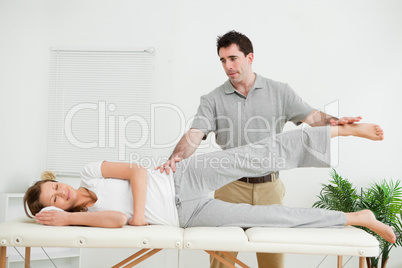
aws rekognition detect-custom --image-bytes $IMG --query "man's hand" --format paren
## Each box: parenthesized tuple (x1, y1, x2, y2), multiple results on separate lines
(155, 129, 204, 175)
(35, 210, 70, 226)
(155, 155, 183, 175)
(330, 116, 362, 126)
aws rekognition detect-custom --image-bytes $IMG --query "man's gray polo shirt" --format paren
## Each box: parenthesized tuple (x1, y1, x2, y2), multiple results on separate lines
(191, 74, 314, 150)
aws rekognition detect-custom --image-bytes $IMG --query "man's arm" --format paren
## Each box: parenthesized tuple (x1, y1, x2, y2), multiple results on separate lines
(156, 128, 205, 174)
(302, 109, 362, 127)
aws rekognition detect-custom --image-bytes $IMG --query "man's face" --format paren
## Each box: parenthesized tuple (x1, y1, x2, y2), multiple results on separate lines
(219, 43, 253, 84)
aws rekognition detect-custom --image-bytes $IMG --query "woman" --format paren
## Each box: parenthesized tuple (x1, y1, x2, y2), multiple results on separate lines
(24, 123, 396, 244)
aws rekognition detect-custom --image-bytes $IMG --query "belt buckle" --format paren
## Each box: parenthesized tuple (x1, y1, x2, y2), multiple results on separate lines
(246, 177, 250, 184)
(268, 173, 273, 182)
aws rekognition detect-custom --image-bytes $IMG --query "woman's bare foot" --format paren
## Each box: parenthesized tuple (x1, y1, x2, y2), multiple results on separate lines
(346, 210, 396, 243)
(331, 123, 384, 141)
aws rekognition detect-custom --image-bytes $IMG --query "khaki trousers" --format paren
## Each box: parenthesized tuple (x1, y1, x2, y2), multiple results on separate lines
(210, 179, 286, 268)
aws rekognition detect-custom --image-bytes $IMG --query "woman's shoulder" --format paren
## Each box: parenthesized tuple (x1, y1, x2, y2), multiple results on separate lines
(80, 161, 105, 187)
(81, 161, 104, 177)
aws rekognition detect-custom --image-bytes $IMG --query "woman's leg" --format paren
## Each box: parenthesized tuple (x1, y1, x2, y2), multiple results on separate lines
(185, 197, 346, 229)
(174, 126, 332, 227)
(330, 123, 384, 140)
(174, 123, 384, 227)
(184, 198, 396, 244)
(345, 210, 395, 243)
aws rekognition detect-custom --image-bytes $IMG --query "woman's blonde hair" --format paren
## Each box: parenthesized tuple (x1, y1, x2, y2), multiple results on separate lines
(40, 171, 56, 181)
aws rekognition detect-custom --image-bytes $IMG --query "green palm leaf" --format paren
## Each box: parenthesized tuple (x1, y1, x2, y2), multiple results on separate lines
(313, 169, 358, 212)
(314, 170, 402, 267)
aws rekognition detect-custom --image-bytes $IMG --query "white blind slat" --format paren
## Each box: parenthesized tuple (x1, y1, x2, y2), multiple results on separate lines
(47, 49, 154, 176)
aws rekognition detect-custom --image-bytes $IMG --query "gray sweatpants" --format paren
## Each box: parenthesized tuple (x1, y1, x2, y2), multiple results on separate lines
(173, 126, 346, 228)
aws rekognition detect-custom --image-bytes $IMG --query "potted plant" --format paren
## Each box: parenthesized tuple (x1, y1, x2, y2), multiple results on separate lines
(313, 170, 402, 268)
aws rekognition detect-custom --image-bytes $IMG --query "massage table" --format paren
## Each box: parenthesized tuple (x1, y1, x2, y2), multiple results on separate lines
(0, 217, 379, 268)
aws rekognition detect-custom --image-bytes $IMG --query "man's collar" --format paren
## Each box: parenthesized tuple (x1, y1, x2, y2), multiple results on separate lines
(224, 73, 263, 94)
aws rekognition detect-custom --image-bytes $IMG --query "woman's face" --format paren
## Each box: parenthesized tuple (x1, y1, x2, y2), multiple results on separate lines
(39, 181, 77, 210)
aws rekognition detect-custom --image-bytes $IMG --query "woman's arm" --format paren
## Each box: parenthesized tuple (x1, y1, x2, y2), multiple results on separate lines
(101, 161, 148, 226)
(35, 210, 127, 228)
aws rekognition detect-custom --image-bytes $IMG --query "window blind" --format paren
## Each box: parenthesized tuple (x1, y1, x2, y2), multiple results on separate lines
(47, 49, 154, 176)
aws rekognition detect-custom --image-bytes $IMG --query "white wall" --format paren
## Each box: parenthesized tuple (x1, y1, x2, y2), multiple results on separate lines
(1, 0, 401, 267)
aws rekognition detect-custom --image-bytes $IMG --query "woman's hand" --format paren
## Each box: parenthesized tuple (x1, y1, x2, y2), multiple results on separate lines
(128, 216, 148, 226)
(35, 210, 71, 226)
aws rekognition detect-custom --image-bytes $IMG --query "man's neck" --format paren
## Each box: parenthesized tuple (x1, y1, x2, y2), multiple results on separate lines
(232, 72, 256, 97)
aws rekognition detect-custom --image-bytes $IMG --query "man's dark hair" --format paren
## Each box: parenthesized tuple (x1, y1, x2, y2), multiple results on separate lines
(216, 30, 253, 56)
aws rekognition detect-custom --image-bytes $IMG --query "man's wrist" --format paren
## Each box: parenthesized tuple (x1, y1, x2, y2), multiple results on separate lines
(169, 153, 183, 160)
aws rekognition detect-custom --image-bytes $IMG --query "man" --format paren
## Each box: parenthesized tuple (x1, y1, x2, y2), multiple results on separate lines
(157, 30, 361, 268)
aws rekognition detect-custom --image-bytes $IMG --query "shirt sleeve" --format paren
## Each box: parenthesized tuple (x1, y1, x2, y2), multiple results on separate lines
(190, 95, 217, 139)
(80, 161, 104, 188)
(283, 84, 315, 125)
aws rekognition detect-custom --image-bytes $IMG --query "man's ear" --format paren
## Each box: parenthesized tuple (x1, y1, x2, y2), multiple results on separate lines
(247, 53, 254, 64)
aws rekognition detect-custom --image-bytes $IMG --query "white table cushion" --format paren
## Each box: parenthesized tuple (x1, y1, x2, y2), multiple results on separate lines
(0, 217, 184, 249)
(0, 217, 379, 257)
(183, 227, 248, 251)
(245, 227, 379, 256)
